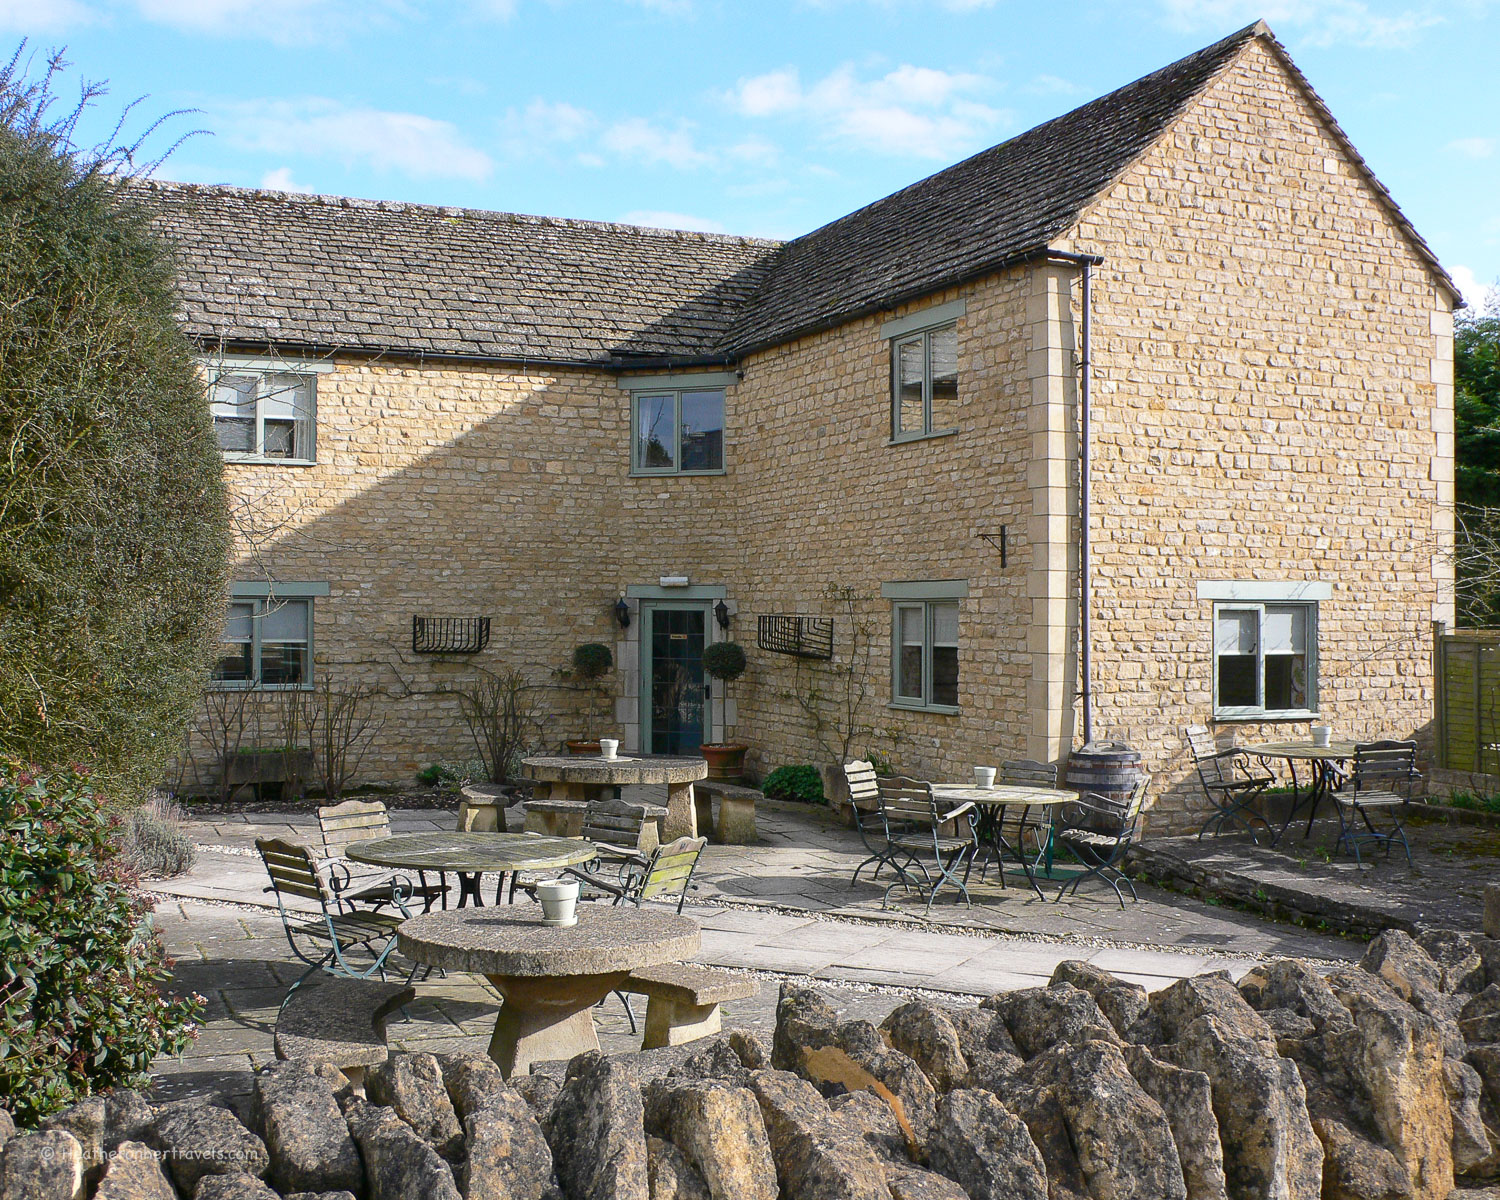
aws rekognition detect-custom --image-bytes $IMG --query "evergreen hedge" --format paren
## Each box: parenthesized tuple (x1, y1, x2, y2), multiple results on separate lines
(0, 52, 230, 800)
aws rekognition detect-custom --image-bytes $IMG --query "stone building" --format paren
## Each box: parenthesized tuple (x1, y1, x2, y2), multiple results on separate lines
(146, 21, 1459, 829)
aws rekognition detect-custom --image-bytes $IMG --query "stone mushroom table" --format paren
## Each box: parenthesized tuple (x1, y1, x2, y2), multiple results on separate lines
(521, 754, 708, 840)
(397, 903, 701, 1076)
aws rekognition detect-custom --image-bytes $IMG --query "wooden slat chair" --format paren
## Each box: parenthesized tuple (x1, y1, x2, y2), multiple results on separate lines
(877, 776, 979, 914)
(1053, 775, 1152, 910)
(844, 759, 904, 888)
(581, 798, 657, 861)
(560, 835, 708, 1034)
(256, 837, 411, 1007)
(1333, 740, 1420, 867)
(317, 799, 449, 914)
(1184, 725, 1275, 844)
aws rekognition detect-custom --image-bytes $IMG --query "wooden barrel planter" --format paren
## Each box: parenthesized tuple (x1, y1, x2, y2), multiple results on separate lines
(1064, 741, 1145, 827)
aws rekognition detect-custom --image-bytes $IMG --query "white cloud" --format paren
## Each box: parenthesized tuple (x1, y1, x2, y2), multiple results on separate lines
(1448, 137, 1497, 159)
(1157, 0, 1444, 49)
(498, 99, 596, 157)
(727, 62, 1008, 159)
(133, 0, 383, 41)
(620, 210, 726, 233)
(0, 0, 94, 32)
(1453, 265, 1500, 314)
(1025, 74, 1081, 96)
(259, 166, 310, 192)
(600, 117, 712, 169)
(217, 99, 493, 182)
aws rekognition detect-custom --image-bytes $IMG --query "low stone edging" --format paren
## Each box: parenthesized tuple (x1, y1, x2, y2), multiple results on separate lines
(6, 924, 1500, 1200)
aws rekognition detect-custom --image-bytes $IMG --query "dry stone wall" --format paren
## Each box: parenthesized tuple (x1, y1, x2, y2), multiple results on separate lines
(12, 925, 1500, 1199)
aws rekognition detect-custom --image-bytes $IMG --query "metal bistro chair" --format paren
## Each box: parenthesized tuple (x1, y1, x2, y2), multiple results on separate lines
(581, 797, 659, 861)
(317, 799, 449, 914)
(984, 759, 1059, 892)
(844, 759, 905, 888)
(1184, 725, 1275, 844)
(1333, 740, 1420, 867)
(878, 776, 979, 914)
(256, 837, 413, 1007)
(1053, 774, 1153, 910)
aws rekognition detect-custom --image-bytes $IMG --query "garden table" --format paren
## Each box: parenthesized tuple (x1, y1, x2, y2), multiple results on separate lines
(1244, 740, 1359, 844)
(397, 902, 700, 1076)
(521, 754, 708, 840)
(346, 832, 596, 908)
(931, 784, 1078, 900)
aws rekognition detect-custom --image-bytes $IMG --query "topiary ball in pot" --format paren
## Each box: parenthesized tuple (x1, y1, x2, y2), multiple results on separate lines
(701, 641, 749, 780)
(701, 641, 747, 683)
(571, 642, 614, 681)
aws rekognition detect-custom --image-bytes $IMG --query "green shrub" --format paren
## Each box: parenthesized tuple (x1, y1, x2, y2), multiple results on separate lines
(762, 764, 825, 805)
(417, 762, 462, 786)
(0, 763, 202, 1125)
(571, 643, 614, 681)
(0, 55, 231, 802)
(117, 796, 195, 877)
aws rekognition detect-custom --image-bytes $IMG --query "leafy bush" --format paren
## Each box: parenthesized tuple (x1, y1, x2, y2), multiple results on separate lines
(0, 54, 230, 802)
(762, 764, 825, 805)
(0, 763, 202, 1125)
(117, 795, 195, 877)
(1447, 790, 1500, 814)
(571, 643, 614, 681)
(417, 762, 462, 786)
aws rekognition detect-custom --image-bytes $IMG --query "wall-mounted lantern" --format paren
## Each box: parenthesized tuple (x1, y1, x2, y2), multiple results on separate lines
(614, 597, 631, 629)
(714, 599, 731, 631)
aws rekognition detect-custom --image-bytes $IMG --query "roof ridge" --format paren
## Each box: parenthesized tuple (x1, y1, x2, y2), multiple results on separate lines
(137, 179, 784, 249)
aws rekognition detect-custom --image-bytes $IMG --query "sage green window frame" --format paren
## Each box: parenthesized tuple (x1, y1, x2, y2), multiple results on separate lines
(630, 387, 727, 476)
(882, 582, 966, 714)
(210, 582, 329, 691)
(208, 368, 320, 465)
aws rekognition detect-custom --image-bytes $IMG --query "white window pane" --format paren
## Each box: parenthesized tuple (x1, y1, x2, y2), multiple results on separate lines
(896, 339, 924, 434)
(896, 606, 923, 699)
(210, 375, 256, 418)
(1262, 606, 1306, 655)
(260, 374, 310, 420)
(637, 395, 675, 469)
(932, 601, 959, 646)
(929, 326, 958, 430)
(261, 599, 309, 643)
(1215, 609, 1257, 656)
(222, 602, 254, 642)
(214, 417, 255, 453)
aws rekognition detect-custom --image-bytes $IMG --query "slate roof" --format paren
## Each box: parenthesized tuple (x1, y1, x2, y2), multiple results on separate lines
(143, 185, 779, 364)
(141, 22, 1458, 366)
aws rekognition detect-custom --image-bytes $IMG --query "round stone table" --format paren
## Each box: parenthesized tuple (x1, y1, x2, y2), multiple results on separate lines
(347, 832, 596, 908)
(398, 903, 700, 1076)
(521, 754, 708, 840)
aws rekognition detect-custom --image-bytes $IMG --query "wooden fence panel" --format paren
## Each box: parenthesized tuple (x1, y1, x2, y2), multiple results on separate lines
(1437, 632, 1500, 773)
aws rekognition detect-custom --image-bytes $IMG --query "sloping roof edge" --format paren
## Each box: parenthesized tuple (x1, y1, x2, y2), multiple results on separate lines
(1248, 22, 1461, 307)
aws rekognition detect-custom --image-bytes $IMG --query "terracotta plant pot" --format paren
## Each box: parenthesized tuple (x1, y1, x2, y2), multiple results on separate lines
(701, 742, 749, 782)
(566, 740, 601, 756)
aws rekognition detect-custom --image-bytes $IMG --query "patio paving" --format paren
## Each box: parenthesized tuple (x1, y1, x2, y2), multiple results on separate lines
(144, 793, 1377, 1108)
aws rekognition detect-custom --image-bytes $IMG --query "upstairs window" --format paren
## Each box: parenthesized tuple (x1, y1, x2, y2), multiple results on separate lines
(210, 369, 317, 463)
(633, 388, 725, 475)
(892, 324, 958, 440)
(1213, 602, 1317, 718)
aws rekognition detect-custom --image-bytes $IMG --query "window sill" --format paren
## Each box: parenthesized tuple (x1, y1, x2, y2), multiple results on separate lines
(887, 429, 958, 447)
(1212, 710, 1321, 723)
(888, 701, 960, 716)
(222, 456, 318, 468)
(628, 469, 727, 479)
(207, 682, 315, 692)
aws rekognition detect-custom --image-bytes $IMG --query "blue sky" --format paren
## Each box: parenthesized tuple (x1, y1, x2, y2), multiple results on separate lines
(7, 0, 1498, 308)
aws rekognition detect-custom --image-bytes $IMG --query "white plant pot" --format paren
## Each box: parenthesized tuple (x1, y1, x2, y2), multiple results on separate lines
(974, 766, 997, 788)
(1311, 725, 1332, 748)
(535, 879, 580, 927)
(599, 738, 620, 760)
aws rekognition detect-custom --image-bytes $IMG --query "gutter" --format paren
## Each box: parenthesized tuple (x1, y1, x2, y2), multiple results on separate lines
(1044, 250, 1105, 746)
(195, 338, 740, 375)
